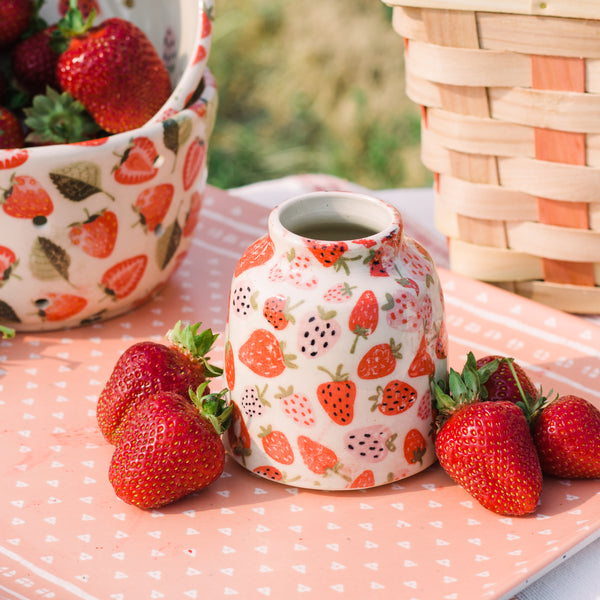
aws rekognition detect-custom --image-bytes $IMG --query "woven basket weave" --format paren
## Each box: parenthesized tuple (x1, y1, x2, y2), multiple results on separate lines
(384, 0, 600, 313)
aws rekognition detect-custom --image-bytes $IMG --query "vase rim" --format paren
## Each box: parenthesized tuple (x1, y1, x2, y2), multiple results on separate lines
(270, 191, 402, 243)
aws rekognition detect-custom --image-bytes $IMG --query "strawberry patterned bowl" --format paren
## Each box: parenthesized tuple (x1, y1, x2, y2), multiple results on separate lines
(0, 69, 218, 331)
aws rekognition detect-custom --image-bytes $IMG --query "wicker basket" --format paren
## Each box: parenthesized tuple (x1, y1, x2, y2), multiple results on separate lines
(383, 0, 600, 313)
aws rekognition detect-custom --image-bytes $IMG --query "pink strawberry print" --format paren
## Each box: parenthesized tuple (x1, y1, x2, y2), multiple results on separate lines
(183, 137, 206, 191)
(399, 240, 435, 286)
(276, 385, 315, 427)
(0, 245, 18, 286)
(381, 290, 432, 333)
(238, 328, 296, 377)
(323, 282, 355, 303)
(297, 306, 341, 358)
(263, 295, 302, 330)
(113, 137, 159, 185)
(344, 425, 396, 463)
(133, 183, 174, 233)
(230, 281, 257, 318)
(240, 384, 270, 418)
(69, 209, 118, 258)
(269, 249, 318, 289)
(101, 255, 148, 300)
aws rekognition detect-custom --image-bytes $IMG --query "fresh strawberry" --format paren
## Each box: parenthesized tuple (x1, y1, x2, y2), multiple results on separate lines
(96, 321, 222, 444)
(100, 254, 147, 300)
(0, 107, 25, 149)
(54, 1, 172, 133)
(0, 245, 19, 285)
(69, 209, 117, 258)
(348, 290, 378, 353)
(113, 137, 159, 185)
(316, 364, 356, 426)
(370, 379, 417, 415)
(109, 384, 231, 509)
(133, 183, 174, 234)
(35, 292, 87, 321)
(434, 369, 542, 516)
(529, 394, 600, 478)
(1, 174, 53, 223)
(0, 0, 33, 48)
(238, 328, 295, 377)
(182, 137, 206, 191)
(357, 339, 402, 380)
(234, 235, 275, 277)
(11, 26, 60, 96)
(258, 425, 294, 465)
(476, 355, 537, 403)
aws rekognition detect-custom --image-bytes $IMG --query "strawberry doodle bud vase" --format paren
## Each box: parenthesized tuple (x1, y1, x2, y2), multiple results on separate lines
(223, 191, 447, 490)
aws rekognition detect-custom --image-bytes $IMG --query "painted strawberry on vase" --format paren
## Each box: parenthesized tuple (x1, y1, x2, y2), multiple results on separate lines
(224, 191, 447, 490)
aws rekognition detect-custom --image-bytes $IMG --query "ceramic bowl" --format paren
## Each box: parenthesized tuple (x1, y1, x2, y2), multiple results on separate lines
(0, 67, 218, 332)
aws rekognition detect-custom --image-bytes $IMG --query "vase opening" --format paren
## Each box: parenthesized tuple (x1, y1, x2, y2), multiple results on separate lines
(276, 192, 398, 242)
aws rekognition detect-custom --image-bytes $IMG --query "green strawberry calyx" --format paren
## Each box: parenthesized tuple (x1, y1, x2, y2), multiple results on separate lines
(1, 325, 15, 340)
(51, 0, 96, 54)
(166, 321, 223, 378)
(189, 382, 232, 435)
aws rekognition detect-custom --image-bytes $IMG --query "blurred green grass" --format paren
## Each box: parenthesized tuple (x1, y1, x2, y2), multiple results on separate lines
(206, 0, 432, 190)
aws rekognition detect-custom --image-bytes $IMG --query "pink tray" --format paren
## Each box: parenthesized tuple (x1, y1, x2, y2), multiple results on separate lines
(1, 186, 599, 600)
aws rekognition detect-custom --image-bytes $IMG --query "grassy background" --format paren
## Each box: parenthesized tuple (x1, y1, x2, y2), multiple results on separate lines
(206, 0, 431, 190)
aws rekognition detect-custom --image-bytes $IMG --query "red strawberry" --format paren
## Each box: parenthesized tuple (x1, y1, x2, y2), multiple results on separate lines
(304, 239, 348, 268)
(113, 137, 159, 184)
(1, 174, 53, 223)
(349, 290, 378, 353)
(235, 236, 275, 277)
(530, 395, 600, 478)
(183, 137, 206, 191)
(408, 334, 435, 378)
(96, 321, 221, 444)
(109, 385, 231, 509)
(133, 183, 174, 233)
(55, 7, 172, 133)
(297, 435, 339, 475)
(434, 375, 542, 516)
(100, 254, 147, 300)
(370, 380, 417, 416)
(476, 355, 537, 403)
(238, 328, 295, 377)
(0, 0, 33, 48)
(182, 190, 203, 237)
(258, 425, 294, 465)
(11, 26, 60, 96)
(357, 339, 402, 380)
(403, 428, 427, 466)
(0, 107, 25, 149)
(0, 245, 19, 285)
(69, 209, 117, 258)
(35, 293, 87, 321)
(0, 148, 28, 169)
(348, 469, 375, 489)
(316, 364, 356, 426)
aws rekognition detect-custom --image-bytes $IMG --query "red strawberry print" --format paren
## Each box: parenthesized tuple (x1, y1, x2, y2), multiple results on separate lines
(234, 235, 275, 277)
(276, 385, 315, 427)
(323, 282, 355, 303)
(0, 149, 28, 169)
(297, 435, 339, 475)
(35, 293, 87, 322)
(69, 209, 118, 258)
(253, 465, 283, 482)
(408, 334, 435, 378)
(2, 175, 53, 223)
(227, 402, 251, 462)
(370, 380, 417, 416)
(183, 137, 206, 191)
(263, 295, 302, 330)
(365, 233, 398, 277)
(182, 191, 203, 237)
(133, 184, 174, 233)
(417, 389, 433, 421)
(403, 428, 427, 466)
(297, 306, 340, 358)
(349, 290, 378, 353)
(357, 339, 402, 380)
(316, 364, 356, 426)
(259, 425, 294, 465)
(101, 254, 148, 300)
(224, 340, 235, 390)
(0, 245, 18, 285)
(435, 320, 448, 360)
(348, 469, 375, 489)
(200, 8, 212, 38)
(238, 328, 295, 377)
(192, 44, 207, 65)
(344, 425, 395, 463)
(113, 137, 159, 185)
(304, 239, 348, 268)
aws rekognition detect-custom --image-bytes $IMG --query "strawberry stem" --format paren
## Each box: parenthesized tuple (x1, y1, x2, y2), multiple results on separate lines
(188, 382, 232, 435)
(166, 321, 223, 378)
(0, 326, 15, 339)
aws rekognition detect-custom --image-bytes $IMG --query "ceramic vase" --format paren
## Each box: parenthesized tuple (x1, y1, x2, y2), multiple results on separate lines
(223, 191, 447, 490)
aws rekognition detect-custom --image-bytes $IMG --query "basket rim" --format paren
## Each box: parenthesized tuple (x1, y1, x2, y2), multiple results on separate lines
(382, 0, 600, 20)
